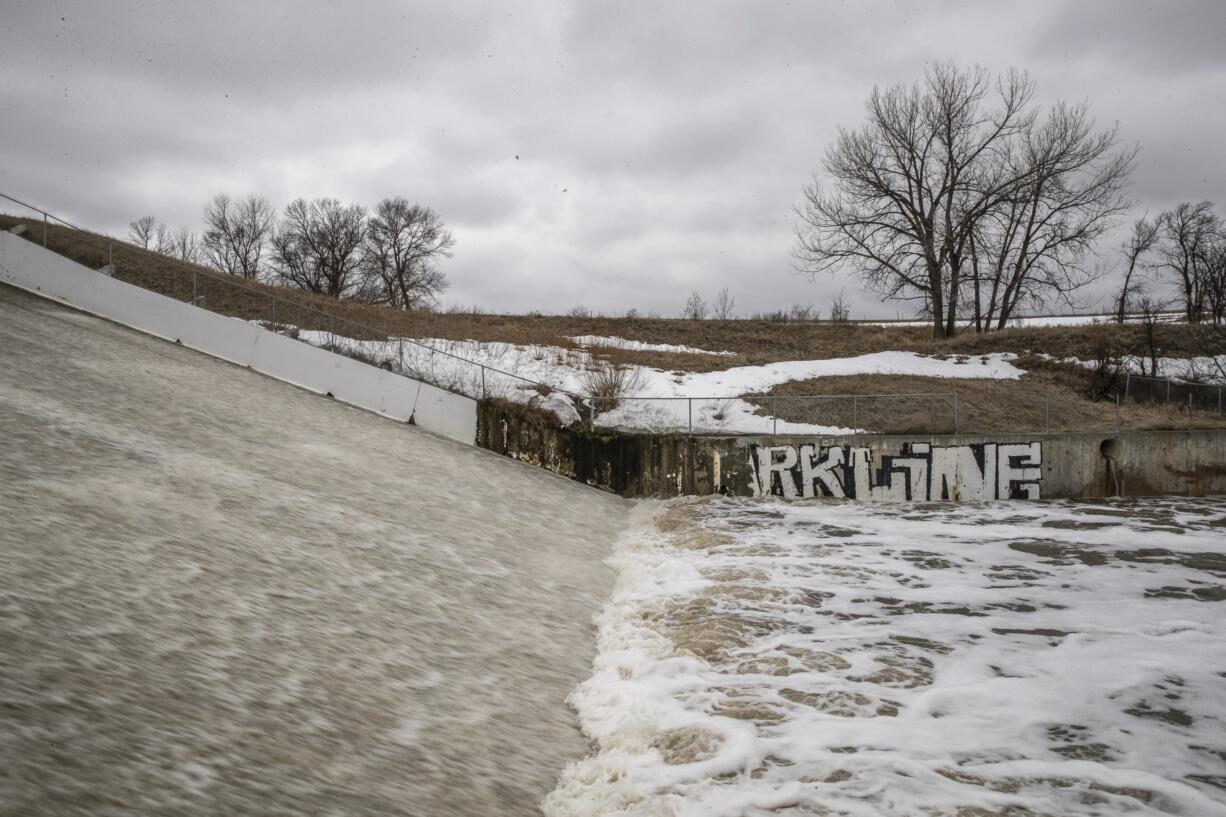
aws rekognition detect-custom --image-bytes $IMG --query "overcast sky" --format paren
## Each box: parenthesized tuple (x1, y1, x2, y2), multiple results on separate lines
(3, 1, 1224, 318)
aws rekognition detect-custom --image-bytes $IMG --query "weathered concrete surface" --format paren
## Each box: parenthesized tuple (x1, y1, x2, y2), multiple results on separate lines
(0, 284, 627, 816)
(479, 400, 1226, 500)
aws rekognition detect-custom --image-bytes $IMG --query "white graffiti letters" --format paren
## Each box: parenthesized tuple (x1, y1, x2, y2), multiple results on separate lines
(750, 441, 1042, 501)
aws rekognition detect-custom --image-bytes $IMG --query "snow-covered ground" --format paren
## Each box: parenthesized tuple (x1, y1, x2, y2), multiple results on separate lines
(569, 335, 735, 357)
(290, 328, 1024, 434)
(547, 497, 1226, 817)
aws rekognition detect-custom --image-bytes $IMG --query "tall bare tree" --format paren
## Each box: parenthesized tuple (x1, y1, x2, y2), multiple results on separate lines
(795, 63, 1134, 337)
(1114, 215, 1160, 323)
(271, 198, 369, 299)
(712, 286, 735, 319)
(967, 103, 1134, 329)
(1156, 201, 1220, 322)
(363, 197, 453, 309)
(165, 226, 199, 263)
(202, 193, 275, 280)
(128, 216, 158, 249)
(1203, 238, 1226, 325)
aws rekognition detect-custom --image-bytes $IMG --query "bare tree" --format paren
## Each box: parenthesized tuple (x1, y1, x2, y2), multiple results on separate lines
(682, 290, 708, 320)
(829, 289, 851, 322)
(712, 286, 735, 319)
(1203, 238, 1226, 325)
(271, 198, 369, 299)
(967, 102, 1134, 329)
(1156, 201, 1220, 322)
(1114, 215, 1160, 323)
(363, 197, 453, 309)
(795, 62, 1134, 338)
(202, 194, 275, 280)
(1135, 296, 1166, 377)
(166, 227, 199, 263)
(128, 216, 158, 249)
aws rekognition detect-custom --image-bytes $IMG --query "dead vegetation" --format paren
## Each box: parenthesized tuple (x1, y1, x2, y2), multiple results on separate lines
(753, 357, 1226, 434)
(4, 213, 1224, 435)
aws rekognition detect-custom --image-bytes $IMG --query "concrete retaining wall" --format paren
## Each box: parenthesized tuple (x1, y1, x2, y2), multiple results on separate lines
(0, 231, 477, 445)
(478, 401, 1226, 500)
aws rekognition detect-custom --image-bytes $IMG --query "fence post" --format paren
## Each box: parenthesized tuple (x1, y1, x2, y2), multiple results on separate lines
(689, 398, 694, 437)
(953, 392, 960, 434)
(480, 364, 486, 399)
(1124, 371, 1131, 401)
(1166, 379, 1171, 404)
(771, 397, 777, 436)
(1115, 394, 1120, 433)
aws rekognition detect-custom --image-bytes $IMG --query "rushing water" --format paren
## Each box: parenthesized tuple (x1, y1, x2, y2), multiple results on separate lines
(0, 285, 627, 816)
(548, 496, 1226, 816)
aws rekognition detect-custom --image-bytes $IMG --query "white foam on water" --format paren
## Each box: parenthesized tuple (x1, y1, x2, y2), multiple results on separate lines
(546, 498, 1226, 816)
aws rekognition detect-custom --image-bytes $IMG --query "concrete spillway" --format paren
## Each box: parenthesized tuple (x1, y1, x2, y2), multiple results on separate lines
(0, 284, 626, 816)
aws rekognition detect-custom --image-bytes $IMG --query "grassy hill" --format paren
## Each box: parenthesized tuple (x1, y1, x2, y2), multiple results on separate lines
(4, 212, 1224, 433)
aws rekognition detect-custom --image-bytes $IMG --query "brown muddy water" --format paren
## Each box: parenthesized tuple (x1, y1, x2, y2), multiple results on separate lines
(0, 285, 627, 816)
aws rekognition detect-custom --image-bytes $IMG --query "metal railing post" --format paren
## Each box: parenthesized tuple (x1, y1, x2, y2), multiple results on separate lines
(1124, 371, 1131, 401)
(771, 397, 777, 435)
(689, 398, 693, 437)
(481, 365, 486, 400)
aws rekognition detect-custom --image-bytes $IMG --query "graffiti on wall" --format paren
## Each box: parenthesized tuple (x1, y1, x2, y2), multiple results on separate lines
(750, 441, 1042, 501)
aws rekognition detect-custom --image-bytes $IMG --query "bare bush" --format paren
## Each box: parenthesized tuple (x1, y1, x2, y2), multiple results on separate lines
(829, 289, 851, 322)
(582, 361, 645, 413)
(682, 291, 708, 320)
(712, 287, 735, 319)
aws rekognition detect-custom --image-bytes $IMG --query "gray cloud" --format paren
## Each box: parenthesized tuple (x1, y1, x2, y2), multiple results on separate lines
(2, 0, 1223, 318)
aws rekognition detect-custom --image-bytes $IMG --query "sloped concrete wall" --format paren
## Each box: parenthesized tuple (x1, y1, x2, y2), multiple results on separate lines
(477, 401, 1226, 500)
(0, 231, 476, 445)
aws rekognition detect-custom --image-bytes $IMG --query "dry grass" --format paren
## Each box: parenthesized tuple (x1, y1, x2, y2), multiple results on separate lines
(753, 359, 1226, 434)
(11, 213, 1222, 369)
(4, 213, 1224, 437)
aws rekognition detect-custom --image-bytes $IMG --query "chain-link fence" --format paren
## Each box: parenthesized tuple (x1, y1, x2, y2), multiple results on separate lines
(1123, 371, 1226, 415)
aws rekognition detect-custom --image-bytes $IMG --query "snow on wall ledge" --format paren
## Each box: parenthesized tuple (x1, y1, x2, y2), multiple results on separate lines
(0, 232, 476, 445)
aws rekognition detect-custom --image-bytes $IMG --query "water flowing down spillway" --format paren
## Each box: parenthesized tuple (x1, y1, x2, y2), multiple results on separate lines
(0, 284, 627, 816)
